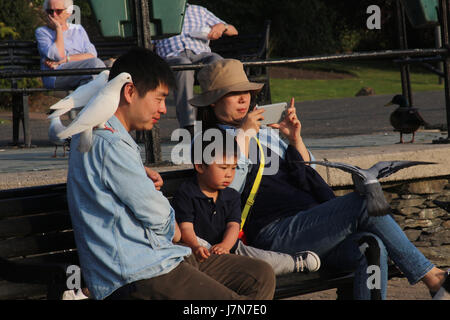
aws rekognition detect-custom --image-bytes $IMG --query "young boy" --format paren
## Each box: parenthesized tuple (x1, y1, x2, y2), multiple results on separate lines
(173, 129, 321, 275)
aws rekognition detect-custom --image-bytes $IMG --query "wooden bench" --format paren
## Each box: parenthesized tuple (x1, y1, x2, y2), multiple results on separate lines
(0, 21, 272, 148)
(0, 168, 403, 300)
(0, 39, 136, 147)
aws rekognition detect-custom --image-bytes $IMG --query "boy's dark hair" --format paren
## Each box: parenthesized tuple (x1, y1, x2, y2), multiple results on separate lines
(109, 47, 176, 97)
(191, 128, 240, 170)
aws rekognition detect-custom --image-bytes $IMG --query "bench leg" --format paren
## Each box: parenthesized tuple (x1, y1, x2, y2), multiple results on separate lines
(11, 93, 21, 146)
(22, 93, 31, 148)
(11, 92, 31, 147)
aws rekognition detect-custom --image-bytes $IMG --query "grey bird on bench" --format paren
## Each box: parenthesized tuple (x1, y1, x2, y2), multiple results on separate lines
(303, 160, 436, 216)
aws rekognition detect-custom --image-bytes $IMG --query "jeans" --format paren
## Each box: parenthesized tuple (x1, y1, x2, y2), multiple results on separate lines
(165, 50, 223, 128)
(253, 192, 434, 300)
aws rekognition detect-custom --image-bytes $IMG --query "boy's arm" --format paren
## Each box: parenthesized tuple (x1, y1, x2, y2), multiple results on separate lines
(179, 222, 210, 262)
(173, 221, 181, 243)
(210, 222, 240, 254)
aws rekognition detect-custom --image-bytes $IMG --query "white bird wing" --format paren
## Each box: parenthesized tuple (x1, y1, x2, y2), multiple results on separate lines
(48, 70, 110, 119)
(57, 72, 131, 140)
(303, 161, 367, 180)
(370, 161, 437, 179)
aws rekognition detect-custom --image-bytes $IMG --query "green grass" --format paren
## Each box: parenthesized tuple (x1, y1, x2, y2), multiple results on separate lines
(270, 61, 445, 103)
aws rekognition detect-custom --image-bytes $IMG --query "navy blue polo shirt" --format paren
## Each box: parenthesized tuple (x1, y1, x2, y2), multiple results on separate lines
(172, 177, 242, 252)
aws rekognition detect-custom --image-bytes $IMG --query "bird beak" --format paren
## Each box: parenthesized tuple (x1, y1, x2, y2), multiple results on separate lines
(384, 102, 393, 107)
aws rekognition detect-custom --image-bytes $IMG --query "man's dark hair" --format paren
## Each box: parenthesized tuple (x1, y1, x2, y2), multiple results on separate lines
(109, 47, 176, 97)
(191, 128, 240, 169)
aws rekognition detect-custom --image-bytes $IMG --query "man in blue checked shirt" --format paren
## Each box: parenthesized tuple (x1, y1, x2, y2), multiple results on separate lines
(153, 3, 238, 136)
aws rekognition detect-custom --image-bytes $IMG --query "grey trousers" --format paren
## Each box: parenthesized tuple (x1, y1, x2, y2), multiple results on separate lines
(54, 58, 106, 89)
(198, 237, 296, 276)
(106, 254, 275, 300)
(165, 50, 223, 128)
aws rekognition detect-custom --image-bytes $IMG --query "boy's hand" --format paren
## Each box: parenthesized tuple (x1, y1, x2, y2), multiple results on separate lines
(210, 244, 230, 255)
(194, 246, 210, 262)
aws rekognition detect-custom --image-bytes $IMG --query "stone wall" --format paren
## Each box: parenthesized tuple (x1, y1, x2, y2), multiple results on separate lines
(333, 176, 450, 268)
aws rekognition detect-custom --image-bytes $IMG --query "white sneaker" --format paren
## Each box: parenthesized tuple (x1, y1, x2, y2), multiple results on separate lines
(432, 269, 450, 300)
(294, 251, 321, 273)
(62, 289, 89, 300)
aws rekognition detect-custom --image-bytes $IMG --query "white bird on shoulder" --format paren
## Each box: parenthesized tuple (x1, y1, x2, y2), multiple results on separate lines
(57, 72, 132, 153)
(303, 160, 436, 216)
(47, 70, 110, 119)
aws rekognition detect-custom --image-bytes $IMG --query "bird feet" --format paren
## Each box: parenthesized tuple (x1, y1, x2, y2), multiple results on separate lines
(94, 125, 116, 133)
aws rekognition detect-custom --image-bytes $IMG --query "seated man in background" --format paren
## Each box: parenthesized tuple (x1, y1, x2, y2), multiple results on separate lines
(153, 3, 238, 136)
(35, 0, 105, 89)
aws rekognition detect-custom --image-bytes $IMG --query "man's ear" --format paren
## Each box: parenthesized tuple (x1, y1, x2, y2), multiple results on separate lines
(122, 82, 135, 104)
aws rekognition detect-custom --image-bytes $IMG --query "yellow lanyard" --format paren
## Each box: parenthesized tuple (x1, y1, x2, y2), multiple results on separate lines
(240, 137, 265, 231)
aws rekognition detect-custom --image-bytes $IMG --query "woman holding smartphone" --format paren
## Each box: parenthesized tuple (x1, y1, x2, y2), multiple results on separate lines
(188, 58, 449, 300)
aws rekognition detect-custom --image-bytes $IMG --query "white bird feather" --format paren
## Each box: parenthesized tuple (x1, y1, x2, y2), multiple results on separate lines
(47, 70, 110, 119)
(57, 72, 132, 153)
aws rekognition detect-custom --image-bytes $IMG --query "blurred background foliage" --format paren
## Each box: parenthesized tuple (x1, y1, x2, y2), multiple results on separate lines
(0, 0, 440, 55)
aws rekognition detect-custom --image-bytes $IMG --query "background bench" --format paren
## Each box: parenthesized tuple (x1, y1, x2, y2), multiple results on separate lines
(0, 168, 402, 300)
(0, 21, 272, 149)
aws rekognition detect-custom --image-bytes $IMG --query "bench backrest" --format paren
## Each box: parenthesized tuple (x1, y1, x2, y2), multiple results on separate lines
(0, 169, 195, 299)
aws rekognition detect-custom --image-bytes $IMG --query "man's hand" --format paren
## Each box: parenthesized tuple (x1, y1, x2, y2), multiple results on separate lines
(144, 166, 163, 190)
(208, 23, 228, 40)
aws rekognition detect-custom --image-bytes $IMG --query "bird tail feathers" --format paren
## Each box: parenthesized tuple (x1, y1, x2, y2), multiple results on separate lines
(77, 129, 93, 153)
(365, 183, 391, 217)
(57, 123, 89, 140)
(48, 107, 71, 119)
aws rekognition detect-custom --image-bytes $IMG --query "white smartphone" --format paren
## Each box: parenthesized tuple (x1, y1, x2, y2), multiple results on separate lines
(255, 102, 288, 125)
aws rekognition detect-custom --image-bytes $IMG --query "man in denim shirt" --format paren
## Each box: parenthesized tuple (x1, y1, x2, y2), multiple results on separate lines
(66, 47, 275, 300)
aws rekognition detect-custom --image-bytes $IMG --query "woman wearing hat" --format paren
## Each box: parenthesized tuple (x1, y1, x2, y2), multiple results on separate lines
(188, 59, 449, 300)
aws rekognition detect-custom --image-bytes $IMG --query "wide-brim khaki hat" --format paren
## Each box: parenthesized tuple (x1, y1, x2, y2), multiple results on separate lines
(189, 59, 264, 107)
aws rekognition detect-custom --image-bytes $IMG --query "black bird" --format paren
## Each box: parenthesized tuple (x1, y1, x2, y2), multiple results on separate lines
(385, 95, 427, 144)
(304, 160, 436, 216)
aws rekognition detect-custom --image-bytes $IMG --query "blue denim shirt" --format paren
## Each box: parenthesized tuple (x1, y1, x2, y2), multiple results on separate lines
(67, 116, 191, 300)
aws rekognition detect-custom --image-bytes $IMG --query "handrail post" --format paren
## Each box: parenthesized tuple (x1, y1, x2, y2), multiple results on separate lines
(396, 0, 413, 107)
(134, 0, 162, 164)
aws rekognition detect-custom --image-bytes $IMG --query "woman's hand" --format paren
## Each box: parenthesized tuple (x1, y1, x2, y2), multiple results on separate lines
(269, 97, 310, 162)
(239, 108, 265, 136)
(144, 166, 163, 191)
(269, 97, 302, 144)
(236, 108, 264, 157)
(46, 14, 63, 31)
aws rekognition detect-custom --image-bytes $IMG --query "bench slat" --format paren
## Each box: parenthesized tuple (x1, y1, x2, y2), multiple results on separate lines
(0, 211, 71, 239)
(0, 193, 67, 218)
(0, 281, 47, 300)
(0, 231, 75, 259)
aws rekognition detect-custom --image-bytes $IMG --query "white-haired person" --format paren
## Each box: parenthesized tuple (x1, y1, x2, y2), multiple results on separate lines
(35, 0, 106, 89)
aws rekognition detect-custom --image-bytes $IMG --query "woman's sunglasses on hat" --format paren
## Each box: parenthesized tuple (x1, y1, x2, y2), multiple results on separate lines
(46, 9, 66, 15)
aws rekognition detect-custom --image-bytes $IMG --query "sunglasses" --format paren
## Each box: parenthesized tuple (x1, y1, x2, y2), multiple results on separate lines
(46, 9, 66, 15)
